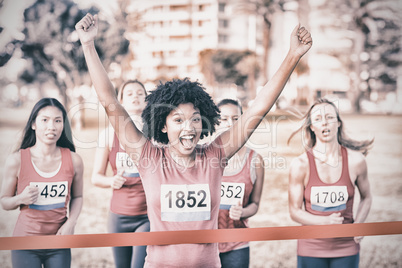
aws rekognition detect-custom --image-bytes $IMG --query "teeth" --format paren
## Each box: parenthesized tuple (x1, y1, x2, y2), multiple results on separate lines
(180, 135, 195, 148)
(181, 135, 194, 139)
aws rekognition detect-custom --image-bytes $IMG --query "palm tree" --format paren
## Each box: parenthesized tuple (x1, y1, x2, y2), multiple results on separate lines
(324, 0, 402, 112)
(349, 0, 401, 112)
(234, 0, 288, 84)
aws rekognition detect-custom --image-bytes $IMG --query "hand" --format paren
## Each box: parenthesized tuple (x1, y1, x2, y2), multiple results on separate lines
(229, 200, 243, 221)
(289, 24, 312, 58)
(56, 220, 75, 235)
(111, 170, 126, 189)
(326, 212, 344, 224)
(75, 13, 98, 46)
(19, 185, 39, 205)
(354, 236, 364, 244)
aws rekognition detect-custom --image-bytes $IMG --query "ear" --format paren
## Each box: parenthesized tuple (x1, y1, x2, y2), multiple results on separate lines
(161, 125, 167, 133)
(31, 123, 36, 130)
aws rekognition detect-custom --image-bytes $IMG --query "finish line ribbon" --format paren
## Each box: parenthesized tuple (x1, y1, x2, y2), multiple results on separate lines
(0, 221, 401, 250)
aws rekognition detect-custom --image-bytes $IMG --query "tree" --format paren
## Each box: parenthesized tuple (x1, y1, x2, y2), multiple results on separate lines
(199, 49, 259, 103)
(313, 0, 402, 112)
(350, 0, 402, 111)
(234, 0, 289, 84)
(1, 0, 129, 125)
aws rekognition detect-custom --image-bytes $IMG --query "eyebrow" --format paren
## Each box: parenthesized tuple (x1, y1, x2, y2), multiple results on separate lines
(38, 115, 63, 119)
(172, 111, 200, 116)
(171, 111, 181, 116)
(312, 113, 336, 118)
(220, 115, 238, 117)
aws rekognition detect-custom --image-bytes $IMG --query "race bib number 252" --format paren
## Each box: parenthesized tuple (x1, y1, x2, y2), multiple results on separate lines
(161, 184, 211, 222)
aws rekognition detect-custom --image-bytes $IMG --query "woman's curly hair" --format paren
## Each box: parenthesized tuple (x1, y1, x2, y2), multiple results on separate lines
(141, 78, 220, 144)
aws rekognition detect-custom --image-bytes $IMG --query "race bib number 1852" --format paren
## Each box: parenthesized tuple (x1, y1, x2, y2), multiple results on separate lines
(161, 184, 211, 222)
(29, 181, 68, 211)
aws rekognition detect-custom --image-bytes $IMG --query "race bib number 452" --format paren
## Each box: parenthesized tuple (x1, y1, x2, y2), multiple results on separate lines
(310, 185, 348, 212)
(29, 181, 68, 211)
(161, 184, 211, 222)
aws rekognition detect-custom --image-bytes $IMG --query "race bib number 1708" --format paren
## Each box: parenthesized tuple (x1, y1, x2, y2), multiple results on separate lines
(310, 185, 348, 212)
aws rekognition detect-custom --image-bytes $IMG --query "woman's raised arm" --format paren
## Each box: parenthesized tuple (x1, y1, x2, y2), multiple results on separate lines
(75, 14, 146, 162)
(220, 24, 312, 159)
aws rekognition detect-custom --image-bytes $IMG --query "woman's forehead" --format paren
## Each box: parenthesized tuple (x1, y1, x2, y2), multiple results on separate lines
(123, 83, 145, 92)
(170, 103, 200, 115)
(311, 103, 337, 116)
(219, 103, 241, 116)
(37, 106, 63, 117)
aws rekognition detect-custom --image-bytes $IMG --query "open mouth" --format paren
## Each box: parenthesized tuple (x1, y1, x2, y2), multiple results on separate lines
(322, 129, 330, 136)
(45, 133, 57, 138)
(179, 134, 195, 149)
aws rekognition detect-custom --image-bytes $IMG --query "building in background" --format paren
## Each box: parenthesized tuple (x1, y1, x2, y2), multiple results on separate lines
(121, 0, 402, 113)
(125, 0, 264, 97)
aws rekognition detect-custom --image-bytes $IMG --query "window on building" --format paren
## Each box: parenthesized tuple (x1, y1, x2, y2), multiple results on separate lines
(171, 5, 188, 11)
(168, 66, 177, 72)
(153, 6, 162, 12)
(153, 51, 164, 58)
(219, 3, 226, 13)
(218, 34, 228, 43)
(219, 19, 229, 28)
(170, 36, 186, 41)
(181, 20, 191, 26)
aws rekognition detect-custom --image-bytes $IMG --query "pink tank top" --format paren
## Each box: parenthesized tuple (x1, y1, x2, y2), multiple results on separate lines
(108, 134, 147, 216)
(298, 146, 359, 257)
(137, 137, 227, 268)
(218, 148, 255, 253)
(13, 147, 74, 236)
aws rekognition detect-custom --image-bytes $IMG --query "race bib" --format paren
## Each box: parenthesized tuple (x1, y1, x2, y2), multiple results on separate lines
(220, 182, 245, 210)
(116, 152, 139, 178)
(310, 186, 348, 212)
(161, 184, 211, 222)
(29, 181, 68, 211)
